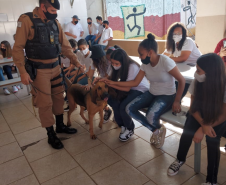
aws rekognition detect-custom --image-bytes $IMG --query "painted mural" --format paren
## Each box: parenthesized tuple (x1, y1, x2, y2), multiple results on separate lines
(106, 0, 197, 40)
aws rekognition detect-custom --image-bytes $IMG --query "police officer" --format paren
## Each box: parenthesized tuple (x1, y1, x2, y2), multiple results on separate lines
(13, 0, 84, 149)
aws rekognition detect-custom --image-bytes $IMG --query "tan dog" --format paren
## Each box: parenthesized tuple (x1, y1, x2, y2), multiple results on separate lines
(66, 78, 115, 139)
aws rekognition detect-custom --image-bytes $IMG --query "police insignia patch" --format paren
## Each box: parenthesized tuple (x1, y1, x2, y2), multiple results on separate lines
(17, 22, 22, 27)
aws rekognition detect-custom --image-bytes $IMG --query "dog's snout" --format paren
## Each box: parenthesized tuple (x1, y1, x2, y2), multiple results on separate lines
(102, 92, 109, 98)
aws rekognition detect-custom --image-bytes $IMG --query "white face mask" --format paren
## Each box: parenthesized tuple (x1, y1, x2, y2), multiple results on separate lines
(82, 48, 89, 55)
(173, 34, 182, 43)
(112, 65, 121, 70)
(194, 72, 206, 82)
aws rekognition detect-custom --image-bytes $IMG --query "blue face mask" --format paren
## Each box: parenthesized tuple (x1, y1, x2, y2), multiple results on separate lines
(141, 56, 150, 65)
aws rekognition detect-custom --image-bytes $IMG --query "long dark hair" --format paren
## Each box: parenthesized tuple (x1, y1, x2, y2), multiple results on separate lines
(92, 56, 108, 76)
(166, 22, 187, 54)
(0, 41, 12, 58)
(190, 53, 226, 124)
(110, 48, 139, 82)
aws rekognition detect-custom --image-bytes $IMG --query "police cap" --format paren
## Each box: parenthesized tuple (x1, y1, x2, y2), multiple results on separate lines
(47, 0, 60, 10)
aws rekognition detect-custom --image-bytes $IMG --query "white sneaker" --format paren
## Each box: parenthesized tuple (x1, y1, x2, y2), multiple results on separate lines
(120, 126, 126, 134)
(16, 85, 21, 90)
(119, 128, 134, 142)
(201, 182, 217, 185)
(150, 125, 166, 148)
(12, 86, 18, 93)
(168, 159, 184, 176)
(3, 88, 10, 95)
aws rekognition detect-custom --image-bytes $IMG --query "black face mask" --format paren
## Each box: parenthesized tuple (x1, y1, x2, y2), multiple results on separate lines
(1, 48, 6, 52)
(43, 7, 57, 20)
(103, 25, 106, 28)
(88, 22, 92, 25)
(74, 49, 78, 54)
(141, 56, 150, 65)
(74, 21, 78, 24)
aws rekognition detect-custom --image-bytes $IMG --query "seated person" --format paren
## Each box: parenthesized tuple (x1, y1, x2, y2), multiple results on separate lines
(64, 15, 84, 42)
(167, 53, 226, 185)
(103, 34, 185, 146)
(98, 20, 113, 50)
(163, 22, 201, 100)
(92, 15, 104, 46)
(100, 47, 150, 142)
(214, 38, 226, 64)
(85, 17, 98, 46)
(0, 40, 19, 95)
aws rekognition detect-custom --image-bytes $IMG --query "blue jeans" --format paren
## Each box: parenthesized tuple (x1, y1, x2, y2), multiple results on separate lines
(85, 35, 96, 46)
(100, 45, 106, 50)
(3, 65, 13, 79)
(0, 67, 5, 81)
(108, 90, 143, 130)
(91, 37, 101, 46)
(126, 91, 176, 132)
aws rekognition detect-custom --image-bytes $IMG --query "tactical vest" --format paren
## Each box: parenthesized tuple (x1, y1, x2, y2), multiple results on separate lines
(24, 12, 61, 60)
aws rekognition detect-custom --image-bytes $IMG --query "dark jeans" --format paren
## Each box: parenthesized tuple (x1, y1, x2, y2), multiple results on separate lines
(175, 81, 190, 101)
(85, 35, 96, 46)
(3, 65, 14, 79)
(0, 67, 5, 81)
(177, 114, 226, 184)
(91, 37, 101, 46)
(126, 91, 175, 132)
(108, 90, 143, 130)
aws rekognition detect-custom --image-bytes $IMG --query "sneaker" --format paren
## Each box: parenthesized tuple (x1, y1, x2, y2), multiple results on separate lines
(16, 85, 21, 90)
(64, 106, 69, 112)
(104, 108, 112, 123)
(168, 159, 185, 176)
(150, 125, 166, 148)
(12, 86, 18, 93)
(201, 182, 217, 185)
(120, 126, 126, 134)
(3, 88, 10, 95)
(119, 128, 134, 142)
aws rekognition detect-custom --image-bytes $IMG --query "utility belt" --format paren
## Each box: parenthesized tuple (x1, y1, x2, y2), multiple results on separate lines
(25, 59, 59, 81)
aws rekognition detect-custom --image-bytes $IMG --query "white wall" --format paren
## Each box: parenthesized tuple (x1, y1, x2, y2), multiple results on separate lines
(86, 0, 104, 22)
(0, 0, 88, 46)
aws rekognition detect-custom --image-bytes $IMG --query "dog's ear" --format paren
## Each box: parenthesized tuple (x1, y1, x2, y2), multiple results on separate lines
(108, 86, 117, 98)
(91, 87, 98, 104)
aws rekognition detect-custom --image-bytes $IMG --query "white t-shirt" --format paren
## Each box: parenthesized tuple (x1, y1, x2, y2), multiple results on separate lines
(88, 23, 99, 35)
(140, 54, 176, 95)
(76, 50, 94, 73)
(65, 22, 84, 42)
(165, 37, 202, 64)
(99, 27, 113, 46)
(126, 63, 149, 93)
(61, 56, 70, 68)
(189, 79, 226, 103)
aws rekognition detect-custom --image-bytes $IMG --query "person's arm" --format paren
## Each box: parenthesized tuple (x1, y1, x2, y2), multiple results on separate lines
(12, 15, 33, 85)
(57, 21, 83, 69)
(64, 32, 77, 39)
(103, 37, 113, 43)
(102, 70, 145, 87)
(80, 31, 84, 37)
(0, 54, 3, 59)
(168, 66, 185, 112)
(88, 25, 92, 35)
(170, 50, 191, 63)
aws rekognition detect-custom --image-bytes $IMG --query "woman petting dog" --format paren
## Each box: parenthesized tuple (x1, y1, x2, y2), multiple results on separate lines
(102, 33, 185, 148)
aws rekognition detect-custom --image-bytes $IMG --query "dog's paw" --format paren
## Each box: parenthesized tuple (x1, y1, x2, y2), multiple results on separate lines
(90, 135, 97, 140)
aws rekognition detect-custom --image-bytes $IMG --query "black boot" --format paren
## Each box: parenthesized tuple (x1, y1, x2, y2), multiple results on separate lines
(55, 114, 77, 134)
(46, 126, 64, 149)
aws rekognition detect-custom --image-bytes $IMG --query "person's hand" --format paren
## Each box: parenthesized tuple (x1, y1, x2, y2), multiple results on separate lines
(80, 32, 84, 37)
(64, 66, 72, 77)
(88, 24, 91, 28)
(70, 75, 76, 83)
(0, 54, 3, 59)
(100, 78, 115, 85)
(79, 64, 86, 73)
(193, 127, 204, 143)
(219, 47, 226, 58)
(172, 101, 181, 113)
(84, 84, 93, 91)
(73, 35, 77, 39)
(103, 40, 107, 43)
(202, 125, 216, 138)
(21, 72, 33, 85)
(94, 38, 97, 42)
(92, 77, 101, 85)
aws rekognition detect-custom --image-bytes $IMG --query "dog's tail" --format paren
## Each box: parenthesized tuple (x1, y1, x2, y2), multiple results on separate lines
(65, 76, 72, 88)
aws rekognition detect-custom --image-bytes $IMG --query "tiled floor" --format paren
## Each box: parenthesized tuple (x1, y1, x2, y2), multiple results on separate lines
(0, 86, 226, 185)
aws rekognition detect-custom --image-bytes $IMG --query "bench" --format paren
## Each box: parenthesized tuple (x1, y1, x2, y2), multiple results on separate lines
(142, 106, 201, 173)
(0, 77, 30, 95)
